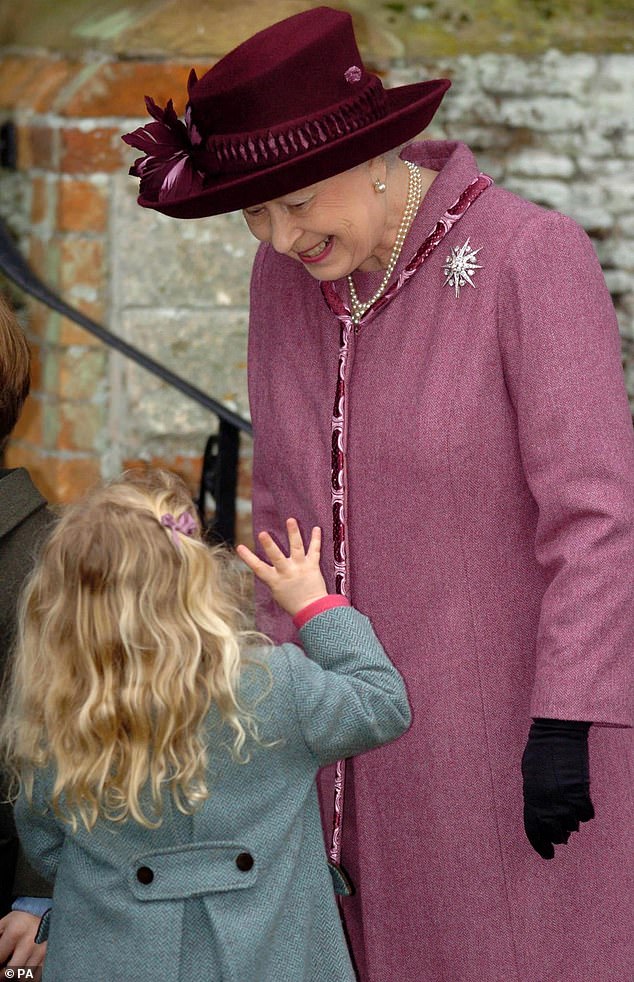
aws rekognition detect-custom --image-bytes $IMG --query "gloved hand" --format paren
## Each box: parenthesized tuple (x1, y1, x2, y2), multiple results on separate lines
(521, 717, 594, 860)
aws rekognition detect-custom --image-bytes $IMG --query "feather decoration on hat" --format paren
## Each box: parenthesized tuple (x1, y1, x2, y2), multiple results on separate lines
(122, 97, 205, 203)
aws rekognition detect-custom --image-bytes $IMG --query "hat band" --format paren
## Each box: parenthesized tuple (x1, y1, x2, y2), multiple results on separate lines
(192, 76, 389, 178)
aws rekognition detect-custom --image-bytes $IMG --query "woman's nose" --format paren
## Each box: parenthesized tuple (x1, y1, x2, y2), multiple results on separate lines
(269, 212, 300, 255)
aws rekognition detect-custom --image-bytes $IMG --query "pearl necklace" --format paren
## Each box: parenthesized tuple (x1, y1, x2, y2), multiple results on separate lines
(347, 160, 423, 324)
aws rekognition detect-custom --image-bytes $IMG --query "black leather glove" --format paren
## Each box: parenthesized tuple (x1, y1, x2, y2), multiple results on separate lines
(521, 717, 594, 860)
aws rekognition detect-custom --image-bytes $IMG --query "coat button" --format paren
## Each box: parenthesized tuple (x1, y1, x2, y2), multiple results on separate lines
(136, 866, 154, 884)
(235, 852, 254, 872)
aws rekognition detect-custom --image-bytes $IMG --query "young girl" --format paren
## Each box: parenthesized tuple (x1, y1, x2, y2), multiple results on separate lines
(1, 469, 410, 982)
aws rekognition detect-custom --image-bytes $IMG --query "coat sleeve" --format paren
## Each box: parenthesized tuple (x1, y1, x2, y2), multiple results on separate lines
(13, 772, 65, 885)
(497, 211, 634, 726)
(278, 606, 412, 765)
(11, 842, 53, 900)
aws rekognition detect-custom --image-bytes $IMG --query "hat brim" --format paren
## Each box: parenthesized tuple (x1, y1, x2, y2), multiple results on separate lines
(136, 78, 451, 219)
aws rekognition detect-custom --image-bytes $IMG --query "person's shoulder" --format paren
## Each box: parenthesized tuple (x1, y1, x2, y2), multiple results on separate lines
(484, 185, 588, 247)
(251, 242, 318, 296)
(485, 184, 544, 220)
(0, 470, 54, 568)
(249, 243, 323, 320)
(252, 241, 298, 279)
(241, 640, 336, 716)
(0, 467, 47, 507)
(238, 643, 301, 702)
(236, 643, 315, 747)
(241, 641, 305, 681)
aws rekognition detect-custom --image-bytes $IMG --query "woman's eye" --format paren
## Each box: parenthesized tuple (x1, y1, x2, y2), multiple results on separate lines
(244, 208, 264, 219)
(289, 200, 310, 211)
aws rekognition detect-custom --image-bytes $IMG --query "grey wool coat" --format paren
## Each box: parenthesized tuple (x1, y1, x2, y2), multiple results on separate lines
(0, 467, 54, 912)
(15, 606, 411, 982)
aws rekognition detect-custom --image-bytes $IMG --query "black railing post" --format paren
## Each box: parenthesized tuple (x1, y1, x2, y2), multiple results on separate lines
(199, 420, 240, 544)
(0, 122, 17, 170)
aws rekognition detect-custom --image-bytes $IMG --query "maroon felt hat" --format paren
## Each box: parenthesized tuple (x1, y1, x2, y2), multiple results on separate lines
(122, 6, 450, 219)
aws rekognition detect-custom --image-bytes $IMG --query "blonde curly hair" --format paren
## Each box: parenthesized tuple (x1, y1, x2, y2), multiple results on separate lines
(1, 469, 268, 831)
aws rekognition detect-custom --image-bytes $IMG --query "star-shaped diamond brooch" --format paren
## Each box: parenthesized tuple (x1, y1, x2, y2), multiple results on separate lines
(443, 237, 483, 298)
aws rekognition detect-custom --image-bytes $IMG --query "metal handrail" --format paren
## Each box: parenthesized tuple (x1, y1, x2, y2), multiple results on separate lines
(0, 217, 252, 542)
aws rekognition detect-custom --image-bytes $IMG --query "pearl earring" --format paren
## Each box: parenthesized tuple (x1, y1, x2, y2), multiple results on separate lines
(373, 178, 387, 194)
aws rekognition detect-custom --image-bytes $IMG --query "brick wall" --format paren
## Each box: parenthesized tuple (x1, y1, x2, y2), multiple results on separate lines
(0, 55, 250, 530)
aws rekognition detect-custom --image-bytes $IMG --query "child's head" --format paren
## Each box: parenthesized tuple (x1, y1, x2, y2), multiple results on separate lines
(3, 469, 262, 830)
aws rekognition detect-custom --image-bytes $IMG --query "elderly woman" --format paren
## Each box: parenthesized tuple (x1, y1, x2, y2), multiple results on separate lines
(123, 7, 634, 981)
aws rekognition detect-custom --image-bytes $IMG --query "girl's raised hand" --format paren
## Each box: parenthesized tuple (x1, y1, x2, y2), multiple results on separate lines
(236, 519, 328, 617)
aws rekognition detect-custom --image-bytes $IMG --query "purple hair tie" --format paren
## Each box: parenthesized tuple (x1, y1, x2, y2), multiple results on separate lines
(160, 511, 198, 546)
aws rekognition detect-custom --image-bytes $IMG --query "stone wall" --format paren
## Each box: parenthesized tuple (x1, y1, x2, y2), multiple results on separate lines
(0, 31, 632, 541)
(395, 49, 634, 395)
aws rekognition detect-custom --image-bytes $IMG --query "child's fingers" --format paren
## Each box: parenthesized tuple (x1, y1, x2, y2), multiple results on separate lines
(286, 518, 306, 557)
(307, 526, 322, 560)
(257, 530, 287, 565)
(235, 544, 273, 581)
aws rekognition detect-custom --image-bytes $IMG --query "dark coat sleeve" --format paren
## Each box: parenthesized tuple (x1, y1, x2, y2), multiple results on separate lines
(0, 501, 55, 908)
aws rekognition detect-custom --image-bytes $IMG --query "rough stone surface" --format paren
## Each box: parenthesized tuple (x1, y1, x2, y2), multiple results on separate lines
(476, 50, 598, 96)
(113, 177, 258, 309)
(112, 306, 249, 460)
(2, 1, 632, 57)
(510, 151, 576, 179)
(108, 173, 255, 485)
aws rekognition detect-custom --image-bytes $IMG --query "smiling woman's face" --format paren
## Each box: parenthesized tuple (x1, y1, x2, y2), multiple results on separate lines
(242, 159, 397, 280)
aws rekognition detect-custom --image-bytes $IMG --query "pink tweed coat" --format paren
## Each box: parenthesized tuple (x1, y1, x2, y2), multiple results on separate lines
(247, 141, 634, 982)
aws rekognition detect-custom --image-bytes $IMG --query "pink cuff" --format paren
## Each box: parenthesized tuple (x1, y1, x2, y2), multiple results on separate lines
(293, 595, 351, 630)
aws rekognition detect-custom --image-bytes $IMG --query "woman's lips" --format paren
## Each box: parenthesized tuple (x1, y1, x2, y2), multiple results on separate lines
(297, 236, 334, 264)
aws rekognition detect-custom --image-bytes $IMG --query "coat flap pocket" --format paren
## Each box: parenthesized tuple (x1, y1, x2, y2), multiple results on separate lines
(129, 840, 257, 900)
